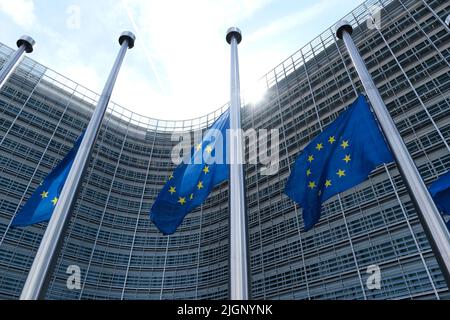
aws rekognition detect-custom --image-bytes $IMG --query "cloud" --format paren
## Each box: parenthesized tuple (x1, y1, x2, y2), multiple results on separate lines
(116, 0, 274, 119)
(0, 0, 35, 29)
(62, 64, 102, 94)
(0, 0, 362, 121)
(112, 65, 164, 118)
(247, 0, 333, 44)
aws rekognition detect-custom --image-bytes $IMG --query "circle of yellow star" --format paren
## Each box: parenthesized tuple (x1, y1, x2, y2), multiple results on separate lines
(196, 144, 202, 151)
(325, 180, 332, 188)
(306, 169, 312, 176)
(51, 197, 58, 206)
(308, 181, 317, 190)
(169, 186, 176, 195)
(40, 191, 49, 199)
(197, 181, 204, 190)
(343, 155, 351, 164)
(203, 166, 210, 174)
(328, 136, 336, 144)
(341, 140, 350, 149)
(337, 169, 346, 178)
(168, 174, 174, 180)
(316, 143, 323, 151)
(206, 145, 213, 154)
(178, 197, 186, 205)
(190, 194, 194, 200)
(308, 155, 314, 163)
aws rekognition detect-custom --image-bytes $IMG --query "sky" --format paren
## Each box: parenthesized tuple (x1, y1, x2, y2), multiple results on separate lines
(0, 0, 364, 120)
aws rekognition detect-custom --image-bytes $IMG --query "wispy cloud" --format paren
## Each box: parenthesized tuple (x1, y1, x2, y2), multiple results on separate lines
(247, 0, 335, 44)
(0, 0, 36, 29)
(115, 0, 274, 119)
(121, 0, 166, 95)
(0, 0, 364, 120)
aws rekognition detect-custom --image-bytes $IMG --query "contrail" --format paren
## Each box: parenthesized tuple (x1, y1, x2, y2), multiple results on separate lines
(121, 0, 166, 94)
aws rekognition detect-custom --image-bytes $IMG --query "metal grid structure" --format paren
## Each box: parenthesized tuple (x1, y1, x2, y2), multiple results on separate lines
(0, 0, 449, 299)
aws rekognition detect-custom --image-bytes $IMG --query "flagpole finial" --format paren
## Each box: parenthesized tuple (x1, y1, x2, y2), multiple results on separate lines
(119, 31, 136, 49)
(226, 27, 242, 44)
(335, 20, 353, 40)
(17, 35, 35, 53)
(445, 15, 450, 28)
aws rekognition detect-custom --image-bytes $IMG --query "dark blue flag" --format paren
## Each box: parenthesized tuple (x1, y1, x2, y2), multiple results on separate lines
(150, 110, 230, 235)
(285, 95, 394, 230)
(445, 218, 450, 231)
(429, 171, 450, 216)
(12, 132, 84, 227)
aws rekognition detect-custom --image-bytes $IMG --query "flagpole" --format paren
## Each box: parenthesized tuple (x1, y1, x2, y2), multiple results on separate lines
(335, 21, 450, 284)
(226, 27, 249, 300)
(0, 35, 35, 91)
(20, 31, 135, 300)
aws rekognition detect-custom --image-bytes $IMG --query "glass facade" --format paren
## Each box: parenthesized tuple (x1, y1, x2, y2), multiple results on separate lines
(0, 0, 449, 300)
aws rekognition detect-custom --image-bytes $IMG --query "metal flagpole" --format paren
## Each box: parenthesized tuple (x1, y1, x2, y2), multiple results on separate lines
(335, 21, 450, 284)
(0, 35, 35, 91)
(226, 27, 249, 300)
(20, 31, 136, 300)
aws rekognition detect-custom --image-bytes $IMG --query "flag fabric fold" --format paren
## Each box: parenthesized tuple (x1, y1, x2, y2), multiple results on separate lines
(285, 95, 394, 230)
(12, 132, 84, 227)
(429, 171, 450, 215)
(150, 110, 230, 235)
(429, 171, 450, 231)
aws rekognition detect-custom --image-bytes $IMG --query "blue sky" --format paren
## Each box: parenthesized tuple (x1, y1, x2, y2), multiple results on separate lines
(0, 0, 364, 120)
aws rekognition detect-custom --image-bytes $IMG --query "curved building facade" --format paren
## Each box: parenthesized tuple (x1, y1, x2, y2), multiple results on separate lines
(0, 0, 449, 300)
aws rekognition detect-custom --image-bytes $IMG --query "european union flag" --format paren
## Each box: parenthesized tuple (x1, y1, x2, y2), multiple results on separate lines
(12, 132, 84, 227)
(150, 110, 230, 235)
(429, 171, 450, 216)
(285, 95, 394, 230)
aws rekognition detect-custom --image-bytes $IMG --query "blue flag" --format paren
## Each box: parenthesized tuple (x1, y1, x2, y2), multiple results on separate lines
(12, 133, 84, 227)
(285, 95, 394, 230)
(150, 110, 230, 235)
(429, 171, 450, 216)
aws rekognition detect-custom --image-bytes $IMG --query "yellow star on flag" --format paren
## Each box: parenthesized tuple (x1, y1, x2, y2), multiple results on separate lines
(206, 145, 213, 154)
(337, 169, 346, 178)
(190, 194, 194, 200)
(40, 191, 49, 199)
(203, 166, 210, 174)
(328, 136, 336, 144)
(308, 181, 317, 190)
(343, 155, 351, 164)
(341, 140, 350, 149)
(316, 143, 324, 151)
(178, 197, 186, 205)
(197, 181, 204, 190)
(169, 186, 176, 195)
(308, 155, 314, 163)
(196, 144, 202, 151)
(306, 169, 312, 176)
(325, 180, 332, 188)
(168, 174, 174, 180)
(51, 197, 58, 206)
